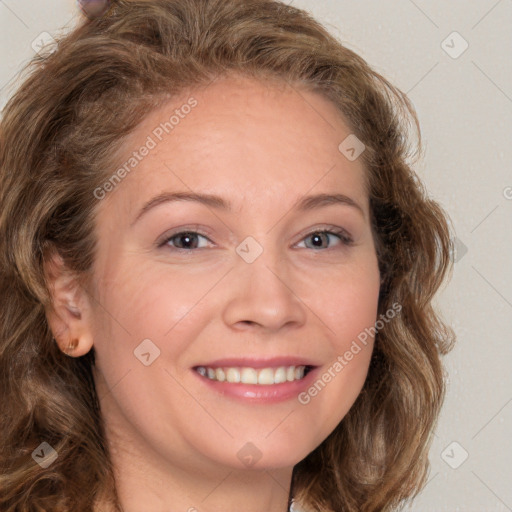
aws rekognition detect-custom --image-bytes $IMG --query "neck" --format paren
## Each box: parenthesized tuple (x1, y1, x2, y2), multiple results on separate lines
(95, 441, 293, 512)
(117, 462, 292, 512)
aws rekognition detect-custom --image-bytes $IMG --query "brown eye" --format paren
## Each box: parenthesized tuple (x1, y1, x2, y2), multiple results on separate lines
(161, 231, 211, 251)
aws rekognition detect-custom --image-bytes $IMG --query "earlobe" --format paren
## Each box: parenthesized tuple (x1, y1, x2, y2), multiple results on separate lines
(43, 250, 94, 357)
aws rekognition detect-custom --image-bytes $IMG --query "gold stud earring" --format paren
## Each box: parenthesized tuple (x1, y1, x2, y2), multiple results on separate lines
(65, 338, 79, 355)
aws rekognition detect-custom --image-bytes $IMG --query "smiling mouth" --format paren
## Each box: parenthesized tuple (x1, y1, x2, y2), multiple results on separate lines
(194, 365, 314, 385)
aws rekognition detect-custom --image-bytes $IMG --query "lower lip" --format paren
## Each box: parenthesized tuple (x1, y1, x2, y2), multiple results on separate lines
(192, 367, 320, 403)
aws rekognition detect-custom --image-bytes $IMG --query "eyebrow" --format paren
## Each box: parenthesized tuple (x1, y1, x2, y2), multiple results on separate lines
(131, 190, 365, 226)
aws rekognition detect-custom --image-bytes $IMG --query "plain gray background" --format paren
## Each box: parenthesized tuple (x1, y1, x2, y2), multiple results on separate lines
(1, 1, 511, 511)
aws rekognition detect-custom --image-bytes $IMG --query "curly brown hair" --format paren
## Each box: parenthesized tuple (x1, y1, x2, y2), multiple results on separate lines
(0, 0, 455, 510)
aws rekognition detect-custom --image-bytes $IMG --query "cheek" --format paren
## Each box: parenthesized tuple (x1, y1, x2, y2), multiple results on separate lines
(303, 255, 380, 415)
(89, 263, 208, 438)
(91, 257, 213, 367)
(305, 255, 380, 394)
(312, 255, 381, 347)
(330, 280, 380, 351)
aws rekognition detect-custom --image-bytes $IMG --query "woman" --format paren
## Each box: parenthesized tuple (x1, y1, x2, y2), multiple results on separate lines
(0, 0, 455, 510)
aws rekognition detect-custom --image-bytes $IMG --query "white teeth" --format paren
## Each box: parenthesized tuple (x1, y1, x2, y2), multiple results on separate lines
(274, 366, 287, 384)
(195, 365, 308, 385)
(226, 367, 240, 383)
(257, 368, 274, 385)
(241, 367, 258, 384)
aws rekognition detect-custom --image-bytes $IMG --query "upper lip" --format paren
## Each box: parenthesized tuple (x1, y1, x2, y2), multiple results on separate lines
(193, 357, 320, 369)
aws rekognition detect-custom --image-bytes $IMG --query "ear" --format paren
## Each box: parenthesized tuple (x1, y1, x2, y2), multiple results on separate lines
(43, 249, 95, 357)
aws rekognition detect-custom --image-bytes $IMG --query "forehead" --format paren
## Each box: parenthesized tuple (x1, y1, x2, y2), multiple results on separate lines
(103, 75, 369, 216)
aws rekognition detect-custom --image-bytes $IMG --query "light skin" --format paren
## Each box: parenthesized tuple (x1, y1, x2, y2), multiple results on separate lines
(44, 75, 381, 512)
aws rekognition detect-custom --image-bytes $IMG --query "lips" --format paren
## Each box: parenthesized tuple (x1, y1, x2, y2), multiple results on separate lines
(191, 358, 321, 403)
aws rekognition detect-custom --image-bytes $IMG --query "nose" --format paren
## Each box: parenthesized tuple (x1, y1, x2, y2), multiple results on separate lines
(221, 248, 308, 333)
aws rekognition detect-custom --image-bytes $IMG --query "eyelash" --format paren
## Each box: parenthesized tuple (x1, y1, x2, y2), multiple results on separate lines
(158, 227, 354, 252)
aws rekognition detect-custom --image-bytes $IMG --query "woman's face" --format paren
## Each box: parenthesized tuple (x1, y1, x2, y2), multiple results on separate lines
(87, 75, 381, 474)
